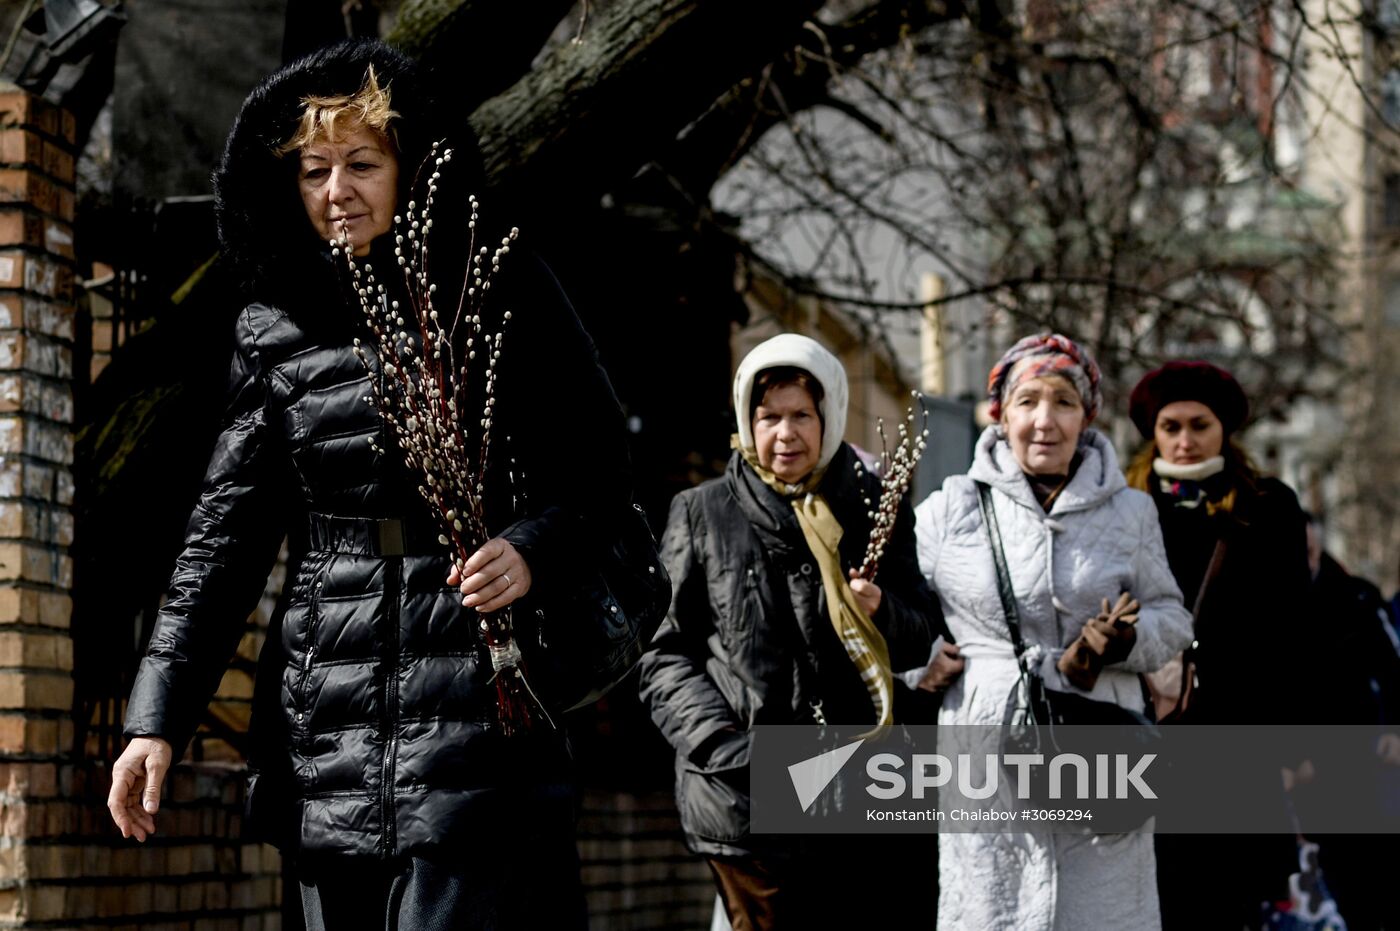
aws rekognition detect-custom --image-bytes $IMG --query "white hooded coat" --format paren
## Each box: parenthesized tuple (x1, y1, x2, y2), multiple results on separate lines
(914, 425, 1192, 931)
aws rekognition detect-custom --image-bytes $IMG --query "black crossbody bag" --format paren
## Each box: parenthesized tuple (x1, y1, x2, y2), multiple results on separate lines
(976, 482, 1160, 827)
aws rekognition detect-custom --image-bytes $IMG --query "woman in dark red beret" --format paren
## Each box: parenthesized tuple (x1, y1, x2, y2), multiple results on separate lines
(1125, 361, 1310, 931)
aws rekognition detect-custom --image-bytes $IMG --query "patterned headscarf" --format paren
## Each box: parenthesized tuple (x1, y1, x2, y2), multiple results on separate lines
(986, 332, 1102, 422)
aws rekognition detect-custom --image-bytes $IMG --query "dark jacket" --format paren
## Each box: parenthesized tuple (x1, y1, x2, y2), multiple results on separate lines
(123, 41, 633, 857)
(1310, 553, 1400, 726)
(1151, 474, 1310, 723)
(1293, 555, 1400, 838)
(1151, 473, 1310, 925)
(637, 446, 939, 856)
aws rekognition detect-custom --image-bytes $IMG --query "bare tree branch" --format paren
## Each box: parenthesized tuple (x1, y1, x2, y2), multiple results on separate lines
(658, 0, 968, 196)
(467, 0, 826, 209)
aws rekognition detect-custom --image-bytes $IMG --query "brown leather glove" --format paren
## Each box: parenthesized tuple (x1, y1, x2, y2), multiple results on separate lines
(1057, 592, 1140, 691)
(917, 640, 966, 693)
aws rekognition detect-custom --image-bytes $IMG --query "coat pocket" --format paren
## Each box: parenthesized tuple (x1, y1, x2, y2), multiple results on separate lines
(716, 569, 762, 654)
(734, 567, 761, 633)
(293, 556, 331, 727)
(677, 737, 752, 845)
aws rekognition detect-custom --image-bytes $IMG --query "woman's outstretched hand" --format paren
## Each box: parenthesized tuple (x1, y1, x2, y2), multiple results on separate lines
(108, 736, 173, 842)
(449, 537, 532, 613)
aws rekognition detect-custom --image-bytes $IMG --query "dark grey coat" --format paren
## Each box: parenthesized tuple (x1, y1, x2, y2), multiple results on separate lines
(638, 445, 939, 856)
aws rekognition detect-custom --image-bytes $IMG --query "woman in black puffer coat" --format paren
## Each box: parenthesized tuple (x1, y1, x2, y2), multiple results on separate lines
(106, 40, 634, 929)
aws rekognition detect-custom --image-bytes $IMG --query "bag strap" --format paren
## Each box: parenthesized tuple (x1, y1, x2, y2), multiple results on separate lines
(1155, 537, 1227, 723)
(1190, 538, 1228, 634)
(974, 481, 1029, 660)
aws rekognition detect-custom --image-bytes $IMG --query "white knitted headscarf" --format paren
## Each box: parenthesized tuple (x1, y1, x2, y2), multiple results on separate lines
(732, 334, 849, 473)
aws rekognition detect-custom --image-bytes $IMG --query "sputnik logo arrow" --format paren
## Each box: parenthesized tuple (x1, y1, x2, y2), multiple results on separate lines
(787, 739, 866, 812)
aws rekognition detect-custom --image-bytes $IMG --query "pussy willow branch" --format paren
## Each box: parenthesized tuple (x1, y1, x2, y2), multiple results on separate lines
(855, 391, 929, 582)
(333, 141, 532, 733)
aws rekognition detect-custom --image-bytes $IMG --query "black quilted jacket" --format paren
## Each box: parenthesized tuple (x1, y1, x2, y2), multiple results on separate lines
(637, 446, 940, 856)
(123, 41, 633, 857)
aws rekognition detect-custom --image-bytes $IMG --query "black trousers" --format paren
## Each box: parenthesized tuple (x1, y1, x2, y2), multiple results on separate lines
(1315, 834, 1400, 931)
(295, 833, 587, 931)
(1156, 832, 1296, 930)
(707, 835, 938, 931)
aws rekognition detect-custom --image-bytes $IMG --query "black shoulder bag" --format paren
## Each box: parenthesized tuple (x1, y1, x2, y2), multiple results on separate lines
(523, 502, 672, 714)
(976, 481, 1160, 829)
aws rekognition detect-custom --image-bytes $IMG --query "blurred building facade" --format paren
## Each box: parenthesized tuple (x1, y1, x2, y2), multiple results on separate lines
(1304, 0, 1400, 591)
(911, 0, 1400, 591)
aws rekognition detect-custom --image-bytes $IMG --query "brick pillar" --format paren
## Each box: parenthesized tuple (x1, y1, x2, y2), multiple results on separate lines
(0, 84, 285, 931)
(0, 86, 78, 926)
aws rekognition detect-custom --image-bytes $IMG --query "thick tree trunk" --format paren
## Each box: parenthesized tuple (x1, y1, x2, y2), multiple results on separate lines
(387, 0, 578, 109)
(467, 0, 825, 209)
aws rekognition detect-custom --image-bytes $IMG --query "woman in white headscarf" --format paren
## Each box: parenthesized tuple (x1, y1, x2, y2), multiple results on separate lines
(639, 334, 942, 931)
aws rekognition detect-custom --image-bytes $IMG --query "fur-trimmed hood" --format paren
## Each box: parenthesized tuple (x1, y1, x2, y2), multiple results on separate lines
(213, 39, 487, 315)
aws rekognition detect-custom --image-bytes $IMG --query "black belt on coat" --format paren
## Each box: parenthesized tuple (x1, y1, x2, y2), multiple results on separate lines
(306, 512, 444, 557)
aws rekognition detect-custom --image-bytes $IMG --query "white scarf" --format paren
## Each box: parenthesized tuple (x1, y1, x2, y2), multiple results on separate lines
(1152, 455, 1225, 481)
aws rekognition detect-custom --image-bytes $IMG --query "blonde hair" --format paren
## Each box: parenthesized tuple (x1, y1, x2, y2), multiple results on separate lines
(1125, 436, 1261, 518)
(276, 65, 399, 157)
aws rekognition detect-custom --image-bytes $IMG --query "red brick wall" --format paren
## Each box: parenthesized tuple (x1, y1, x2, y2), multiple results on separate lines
(0, 84, 83, 927)
(580, 790, 716, 929)
(0, 761, 281, 928)
(0, 89, 77, 774)
(0, 87, 283, 931)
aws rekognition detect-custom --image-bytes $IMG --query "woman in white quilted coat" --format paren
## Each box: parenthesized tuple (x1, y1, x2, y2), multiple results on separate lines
(913, 334, 1192, 931)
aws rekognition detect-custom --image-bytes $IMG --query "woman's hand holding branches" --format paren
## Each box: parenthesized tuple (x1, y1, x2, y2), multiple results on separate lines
(449, 537, 532, 613)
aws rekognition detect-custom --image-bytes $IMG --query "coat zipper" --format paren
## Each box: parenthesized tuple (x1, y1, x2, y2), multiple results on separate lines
(296, 578, 324, 732)
(379, 556, 402, 857)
